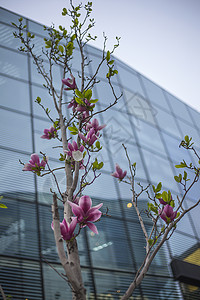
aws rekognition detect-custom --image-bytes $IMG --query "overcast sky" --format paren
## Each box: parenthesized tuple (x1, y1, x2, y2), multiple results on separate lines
(1, 0, 200, 112)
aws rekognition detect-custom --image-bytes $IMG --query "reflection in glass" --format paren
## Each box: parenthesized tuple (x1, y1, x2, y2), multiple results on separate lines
(0, 47, 28, 79)
(0, 109, 32, 152)
(0, 75, 30, 113)
(141, 76, 170, 111)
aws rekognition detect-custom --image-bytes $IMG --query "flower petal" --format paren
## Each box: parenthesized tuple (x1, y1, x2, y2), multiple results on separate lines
(68, 201, 84, 221)
(79, 195, 92, 213)
(86, 222, 99, 234)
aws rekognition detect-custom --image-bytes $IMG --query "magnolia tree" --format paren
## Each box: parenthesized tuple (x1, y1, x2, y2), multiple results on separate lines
(11, 1, 200, 299)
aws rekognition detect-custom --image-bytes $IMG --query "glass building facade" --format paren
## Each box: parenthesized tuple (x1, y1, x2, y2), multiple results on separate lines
(0, 7, 200, 299)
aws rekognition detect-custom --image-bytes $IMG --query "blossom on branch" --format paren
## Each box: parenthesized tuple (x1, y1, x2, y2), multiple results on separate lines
(22, 153, 47, 175)
(62, 74, 77, 90)
(159, 204, 177, 224)
(85, 118, 106, 134)
(51, 217, 78, 241)
(79, 128, 98, 146)
(65, 141, 85, 161)
(111, 163, 127, 180)
(68, 195, 103, 234)
(41, 126, 57, 139)
(76, 99, 95, 114)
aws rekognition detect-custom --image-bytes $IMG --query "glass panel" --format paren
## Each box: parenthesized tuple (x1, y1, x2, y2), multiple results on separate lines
(30, 58, 61, 90)
(106, 140, 147, 181)
(88, 53, 118, 84)
(185, 199, 200, 239)
(93, 79, 122, 106)
(84, 172, 118, 200)
(135, 119, 167, 156)
(34, 118, 61, 159)
(0, 199, 39, 259)
(166, 92, 192, 124)
(0, 47, 28, 80)
(0, 109, 32, 152)
(188, 106, 200, 129)
(141, 276, 182, 299)
(142, 148, 179, 193)
(182, 169, 200, 202)
(0, 23, 22, 50)
(123, 89, 156, 125)
(177, 119, 200, 146)
(28, 19, 48, 37)
(169, 231, 197, 257)
(43, 264, 94, 299)
(141, 76, 170, 111)
(36, 159, 65, 204)
(176, 212, 197, 238)
(32, 84, 58, 119)
(102, 108, 134, 143)
(0, 8, 20, 25)
(162, 132, 192, 164)
(0, 150, 35, 200)
(0, 75, 30, 113)
(117, 64, 145, 95)
(94, 269, 141, 299)
(0, 258, 42, 299)
(155, 106, 181, 138)
(88, 218, 134, 271)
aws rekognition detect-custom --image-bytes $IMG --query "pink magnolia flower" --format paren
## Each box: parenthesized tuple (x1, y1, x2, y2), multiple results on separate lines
(76, 99, 95, 113)
(62, 74, 77, 90)
(158, 195, 172, 205)
(51, 217, 77, 241)
(85, 118, 106, 134)
(68, 195, 103, 234)
(41, 126, 57, 139)
(65, 141, 84, 161)
(67, 99, 78, 112)
(23, 153, 47, 175)
(78, 128, 98, 146)
(159, 204, 177, 224)
(111, 164, 127, 180)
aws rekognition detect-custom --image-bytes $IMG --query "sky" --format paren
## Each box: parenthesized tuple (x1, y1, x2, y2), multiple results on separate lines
(1, 0, 200, 112)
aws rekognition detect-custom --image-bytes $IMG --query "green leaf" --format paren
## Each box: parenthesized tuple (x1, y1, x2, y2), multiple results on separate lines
(175, 162, 187, 168)
(155, 193, 162, 199)
(161, 225, 165, 233)
(108, 60, 114, 65)
(36, 96, 41, 104)
(68, 126, 78, 135)
(0, 203, 7, 208)
(183, 171, 187, 181)
(148, 239, 154, 246)
(162, 191, 168, 203)
(174, 175, 181, 183)
(85, 89, 92, 100)
(27, 32, 31, 38)
(75, 89, 83, 98)
(59, 45, 64, 53)
(132, 162, 136, 168)
(99, 162, 104, 169)
(106, 50, 110, 61)
(168, 190, 171, 202)
(75, 97, 84, 105)
(89, 99, 98, 104)
(95, 141, 100, 149)
(185, 135, 189, 143)
(62, 8, 68, 16)
(18, 17, 23, 22)
(156, 182, 162, 193)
